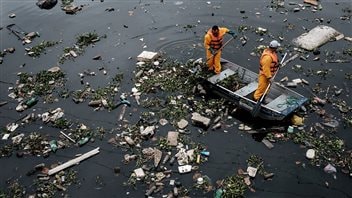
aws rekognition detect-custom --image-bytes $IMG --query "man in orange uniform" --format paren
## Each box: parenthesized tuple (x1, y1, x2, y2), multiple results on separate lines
(204, 25, 236, 74)
(253, 40, 280, 101)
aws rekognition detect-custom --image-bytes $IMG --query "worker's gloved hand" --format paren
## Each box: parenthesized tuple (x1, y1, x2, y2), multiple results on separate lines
(208, 47, 216, 55)
(228, 30, 237, 38)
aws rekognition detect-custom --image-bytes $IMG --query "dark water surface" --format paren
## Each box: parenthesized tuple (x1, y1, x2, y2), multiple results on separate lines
(1, 0, 352, 197)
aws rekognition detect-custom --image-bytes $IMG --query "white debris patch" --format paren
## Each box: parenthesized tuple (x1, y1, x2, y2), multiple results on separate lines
(137, 51, 159, 62)
(292, 25, 343, 51)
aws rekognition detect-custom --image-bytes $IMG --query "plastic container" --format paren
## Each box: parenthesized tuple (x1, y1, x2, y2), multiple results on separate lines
(178, 165, 192, 173)
(200, 150, 210, 157)
(287, 126, 294, 133)
(49, 140, 58, 152)
(197, 177, 204, 185)
(214, 189, 223, 198)
(78, 137, 90, 146)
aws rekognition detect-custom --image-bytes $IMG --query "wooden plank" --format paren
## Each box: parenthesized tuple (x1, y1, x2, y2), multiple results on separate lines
(208, 69, 235, 84)
(265, 94, 290, 112)
(262, 139, 274, 149)
(234, 82, 258, 97)
(48, 147, 100, 176)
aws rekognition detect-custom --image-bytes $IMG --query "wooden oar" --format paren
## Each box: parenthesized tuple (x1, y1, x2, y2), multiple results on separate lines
(251, 52, 288, 118)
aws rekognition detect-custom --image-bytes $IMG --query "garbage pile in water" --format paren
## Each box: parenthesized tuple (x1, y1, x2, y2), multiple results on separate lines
(2, 48, 351, 197)
(1, 0, 352, 197)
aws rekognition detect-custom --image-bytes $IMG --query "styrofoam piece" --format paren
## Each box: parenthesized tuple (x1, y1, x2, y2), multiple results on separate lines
(178, 165, 192, 173)
(137, 51, 158, 61)
(2, 134, 10, 140)
(247, 166, 258, 177)
(292, 25, 343, 51)
(292, 78, 302, 84)
(134, 168, 146, 178)
(306, 149, 315, 159)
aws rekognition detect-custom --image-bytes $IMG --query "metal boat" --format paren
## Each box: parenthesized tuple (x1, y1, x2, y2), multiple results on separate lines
(203, 58, 308, 120)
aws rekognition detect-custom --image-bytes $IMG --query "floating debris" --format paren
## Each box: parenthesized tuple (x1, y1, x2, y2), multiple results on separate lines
(292, 25, 343, 51)
(26, 40, 59, 57)
(59, 32, 104, 64)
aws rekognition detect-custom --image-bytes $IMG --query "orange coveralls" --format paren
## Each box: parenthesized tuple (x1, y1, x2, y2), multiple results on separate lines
(204, 27, 229, 74)
(253, 49, 279, 101)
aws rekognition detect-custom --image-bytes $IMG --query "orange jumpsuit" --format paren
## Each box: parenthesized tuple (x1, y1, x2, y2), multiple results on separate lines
(253, 49, 279, 101)
(204, 27, 229, 74)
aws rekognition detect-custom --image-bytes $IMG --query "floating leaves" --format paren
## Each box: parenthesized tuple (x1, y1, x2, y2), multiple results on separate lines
(26, 40, 59, 57)
(15, 69, 65, 97)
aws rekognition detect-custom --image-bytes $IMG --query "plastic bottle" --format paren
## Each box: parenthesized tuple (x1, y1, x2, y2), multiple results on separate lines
(162, 154, 170, 164)
(214, 188, 223, 198)
(25, 97, 38, 108)
(200, 150, 210, 157)
(287, 126, 294, 133)
(78, 137, 90, 146)
(49, 140, 58, 152)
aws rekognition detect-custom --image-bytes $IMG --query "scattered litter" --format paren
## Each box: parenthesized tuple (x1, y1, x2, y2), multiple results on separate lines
(306, 149, 315, 159)
(167, 131, 179, 146)
(313, 96, 326, 105)
(124, 136, 135, 146)
(322, 119, 339, 128)
(60, 131, 76, 143)
(247, 166, 258, 177)
(287, 126, 295, 133)
(191, 112, 211, 128)
(2, 133, 10, 140)
(105, 7, 115, 12)
(140, 126, 155, 136)
(8, 13, 16, 18)
(262, 139, 274, 149)
(159, 119, 168, 126)
(211, 122, 221, 130)
(200, 150, 210, 157)
(36, 0, 58, 9)
(238, 123, 252, 131)
(280, 76, 289, 82)
(177, 119, 188, 129)
(154, 148, 162, 167)
(304, 0, 318, 6)
(286, 82, 297, 88)
(264, 172, 275, 180)
(243, 176, 251, 186)
(137, 51, 159, 62)
(292, 79, 302, 84)
(134, 168, 146, 178)
(178, 165, 192, 174)
(11, 133, 24, 144)
(291, 115, 304, 126)
(6, 123, 19, 132)
(324, 163, 337, 174)
(197, 177, 204, 185)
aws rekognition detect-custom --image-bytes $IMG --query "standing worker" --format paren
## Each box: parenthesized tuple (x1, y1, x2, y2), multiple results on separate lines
(253, 40, 281, 101)
(204, 25, 236, 74)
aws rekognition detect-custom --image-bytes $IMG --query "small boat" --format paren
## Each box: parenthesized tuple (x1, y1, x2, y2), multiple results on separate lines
(203, 58, 308, 121)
